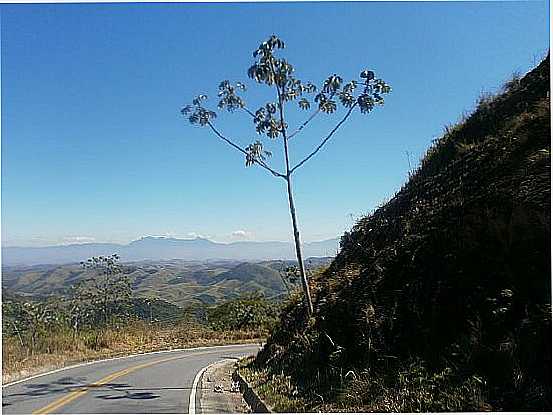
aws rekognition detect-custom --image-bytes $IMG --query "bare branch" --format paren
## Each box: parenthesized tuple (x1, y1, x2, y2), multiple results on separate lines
(290, 103, 357, 174)
(288, 91, 336, 141)
(242, 107, 256, 118)
(287, 108, 320, 140)
(206, 121, 286, 179)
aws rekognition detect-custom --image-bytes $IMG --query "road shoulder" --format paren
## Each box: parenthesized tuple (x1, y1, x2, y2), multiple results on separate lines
(200, 359, 250, 413)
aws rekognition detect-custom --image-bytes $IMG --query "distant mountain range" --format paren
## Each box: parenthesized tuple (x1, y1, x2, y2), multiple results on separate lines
(2, 236, 340, 266)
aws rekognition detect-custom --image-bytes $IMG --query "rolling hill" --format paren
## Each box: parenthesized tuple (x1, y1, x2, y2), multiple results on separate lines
(2, 257, 333, 307)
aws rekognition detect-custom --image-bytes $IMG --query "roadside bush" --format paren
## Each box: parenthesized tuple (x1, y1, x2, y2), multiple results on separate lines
(207, 293, 280, 332)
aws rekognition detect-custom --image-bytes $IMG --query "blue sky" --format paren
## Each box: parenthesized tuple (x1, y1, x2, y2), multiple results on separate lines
(1, 1, 549, 247)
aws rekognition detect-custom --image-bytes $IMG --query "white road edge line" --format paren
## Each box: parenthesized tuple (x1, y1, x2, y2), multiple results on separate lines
(188, 358, 231, 415)
(2, 343, 257, 388)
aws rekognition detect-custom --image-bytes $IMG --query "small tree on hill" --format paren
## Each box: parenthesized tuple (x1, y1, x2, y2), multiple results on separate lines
(74, 254, 132, 327)
(181, 35, 391, 314)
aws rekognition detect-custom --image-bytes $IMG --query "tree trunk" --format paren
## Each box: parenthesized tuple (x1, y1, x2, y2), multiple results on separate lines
(285, 175, 314, 315)
(276, 79, 314, 316)
(12, 322, 24, 348)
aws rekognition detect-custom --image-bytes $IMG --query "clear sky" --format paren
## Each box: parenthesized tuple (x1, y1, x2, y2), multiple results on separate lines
(1, 1, 549, 247)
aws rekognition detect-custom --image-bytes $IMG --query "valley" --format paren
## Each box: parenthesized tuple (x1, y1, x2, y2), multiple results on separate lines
(2, 257, 333, 307)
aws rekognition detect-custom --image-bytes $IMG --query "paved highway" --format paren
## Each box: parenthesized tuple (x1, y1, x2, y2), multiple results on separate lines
(2, 344, 259, 414)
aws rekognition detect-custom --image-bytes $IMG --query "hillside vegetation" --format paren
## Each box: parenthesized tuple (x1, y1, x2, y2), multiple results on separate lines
(2, 258, 331, 307)
(2, 253, 333, 382)
(2, 284, 280, 384)
(247, 56, 551, 411)
(2, 320, 262, 384)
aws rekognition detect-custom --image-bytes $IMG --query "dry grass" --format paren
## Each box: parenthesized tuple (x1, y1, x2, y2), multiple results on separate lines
(238, 356, 307, 413)
(249, 56, 551, 412)
(2, 321, 263, 384)
(239, 356, 489, 413)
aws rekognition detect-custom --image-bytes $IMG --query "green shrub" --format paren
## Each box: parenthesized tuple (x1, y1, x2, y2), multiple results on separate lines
(207, 293, 280, 332)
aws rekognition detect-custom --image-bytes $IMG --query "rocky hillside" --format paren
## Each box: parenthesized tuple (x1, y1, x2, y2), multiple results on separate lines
(253, 56, 550, 411)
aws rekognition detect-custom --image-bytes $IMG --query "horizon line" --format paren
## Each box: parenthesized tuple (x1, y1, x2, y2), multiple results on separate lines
(2, 235, 340, 249)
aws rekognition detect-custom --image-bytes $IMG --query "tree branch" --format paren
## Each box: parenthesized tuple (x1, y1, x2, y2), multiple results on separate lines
(287, 108, 320, 140)
(287, 91, 337, 141)
(242, 106, 256, 118)
(290, 103, 357, 173)
(206, 121, 286, 179)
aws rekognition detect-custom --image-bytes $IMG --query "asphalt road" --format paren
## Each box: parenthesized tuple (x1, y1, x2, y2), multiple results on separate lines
(2, 344, 260, 414)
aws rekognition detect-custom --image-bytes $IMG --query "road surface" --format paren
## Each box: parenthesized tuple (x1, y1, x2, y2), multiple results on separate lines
(2, 344, 259, 414)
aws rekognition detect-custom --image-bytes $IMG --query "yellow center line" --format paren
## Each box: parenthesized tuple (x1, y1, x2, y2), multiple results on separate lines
(32, 351, 215, 414)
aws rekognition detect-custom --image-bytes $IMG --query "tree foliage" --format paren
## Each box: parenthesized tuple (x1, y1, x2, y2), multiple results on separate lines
(181, 34, 390, 171)
(71, 254, 132, 329)
(180, 35, 390, 315)
(207, 293, 280, 332)
(3, 298, 64, 354)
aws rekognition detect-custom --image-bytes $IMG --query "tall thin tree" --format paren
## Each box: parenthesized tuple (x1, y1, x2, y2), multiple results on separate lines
(181, 35, 391, 314)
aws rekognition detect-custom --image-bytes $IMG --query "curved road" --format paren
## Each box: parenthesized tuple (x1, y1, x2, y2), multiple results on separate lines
(2, 344, 260, 414)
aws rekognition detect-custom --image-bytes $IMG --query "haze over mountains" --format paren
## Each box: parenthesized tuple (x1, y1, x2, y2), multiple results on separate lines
(2, 236, 340, 266)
